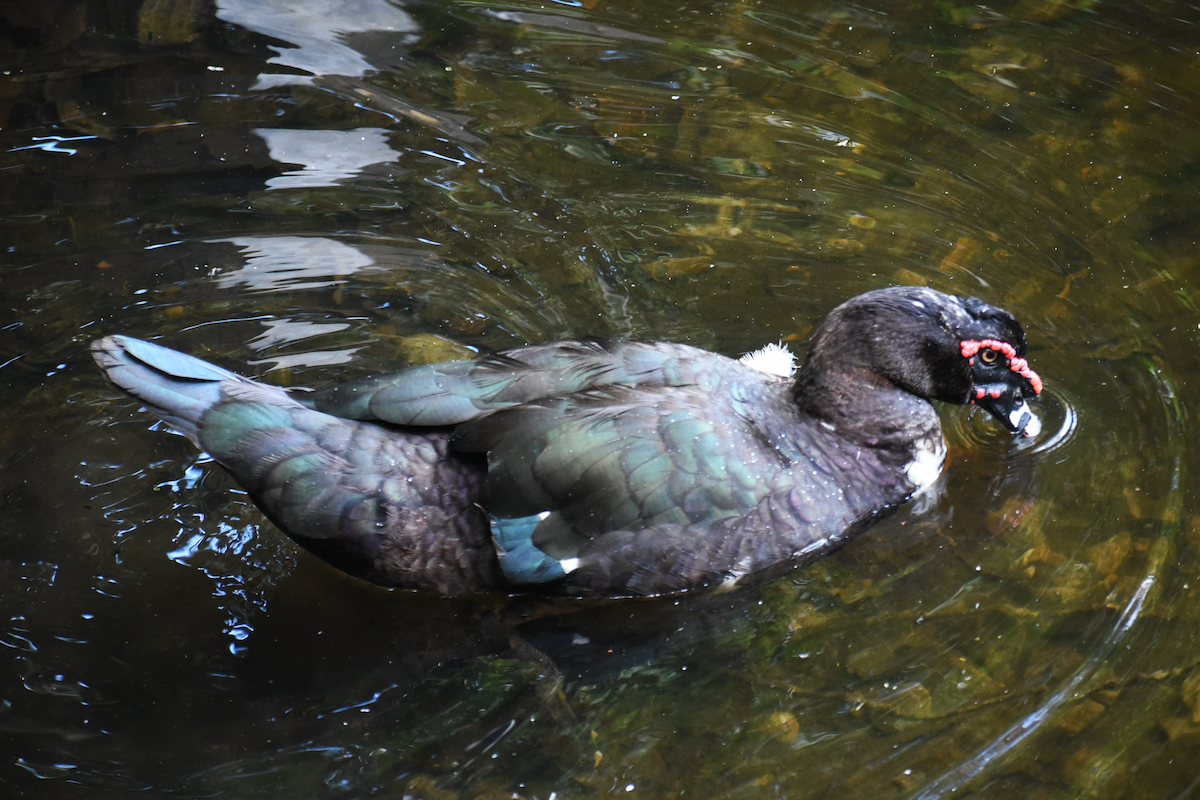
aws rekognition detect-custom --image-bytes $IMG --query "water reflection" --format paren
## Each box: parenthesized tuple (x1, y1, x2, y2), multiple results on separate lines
(254, 128, 396, 189)
(245, 319, 351, 352)
(215, 0, 420, 88)
(213, 0, 481, 141)
(481, 9, 665, 44)
(213, 236, 382, 292)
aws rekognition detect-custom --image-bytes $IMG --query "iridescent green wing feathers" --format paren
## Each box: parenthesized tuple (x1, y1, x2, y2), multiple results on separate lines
(310, 340, 735, 426)
(451, 379, 799, 585)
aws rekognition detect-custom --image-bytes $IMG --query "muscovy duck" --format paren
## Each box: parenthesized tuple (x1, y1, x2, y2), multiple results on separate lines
(91, 286, 1042, 597)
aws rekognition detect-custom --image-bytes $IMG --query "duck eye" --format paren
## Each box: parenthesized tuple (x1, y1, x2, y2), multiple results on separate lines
(980, 348, 999, 364)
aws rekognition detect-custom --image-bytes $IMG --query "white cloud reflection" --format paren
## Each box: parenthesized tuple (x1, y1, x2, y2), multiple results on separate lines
(244, 319, 362, 372)
(254, 127, 395, 189)
(247, 347, 365, 372)
(246, 318, 351, 351)
(215, 0, 420, 88)
(213, 236, 382, 292)
(218, 0, 481, 143)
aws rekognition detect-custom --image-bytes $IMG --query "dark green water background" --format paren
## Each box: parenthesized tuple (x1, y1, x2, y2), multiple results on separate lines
(4, 0, 1200, 797)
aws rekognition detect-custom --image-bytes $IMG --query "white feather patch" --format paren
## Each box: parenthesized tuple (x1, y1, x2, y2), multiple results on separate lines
(905, 437, 946, 495)
(739, 342, 797, 378)
(717, 555, 755, 591)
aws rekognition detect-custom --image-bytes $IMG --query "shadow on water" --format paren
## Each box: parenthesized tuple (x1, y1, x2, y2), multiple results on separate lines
(3, 0, 1200, 797)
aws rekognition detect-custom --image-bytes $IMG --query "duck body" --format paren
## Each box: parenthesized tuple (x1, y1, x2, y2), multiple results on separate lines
(92, 287, 1042, 597)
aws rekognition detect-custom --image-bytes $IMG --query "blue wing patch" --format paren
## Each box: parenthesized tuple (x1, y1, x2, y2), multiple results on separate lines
(491, 512, 577, 584)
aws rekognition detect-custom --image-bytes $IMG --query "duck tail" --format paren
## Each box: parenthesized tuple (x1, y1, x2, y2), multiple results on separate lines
(92, 335, 499, 595)
(92, 335, 266, 445)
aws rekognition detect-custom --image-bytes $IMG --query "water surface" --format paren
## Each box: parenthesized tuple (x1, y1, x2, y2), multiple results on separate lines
(3, 0, 1200, 797)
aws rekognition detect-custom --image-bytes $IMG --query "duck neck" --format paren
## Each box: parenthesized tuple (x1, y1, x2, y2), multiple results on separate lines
(792, 360, 943, 453)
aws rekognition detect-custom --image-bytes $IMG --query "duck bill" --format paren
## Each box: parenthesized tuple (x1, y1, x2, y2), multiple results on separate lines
(973, 382, 1042, 438)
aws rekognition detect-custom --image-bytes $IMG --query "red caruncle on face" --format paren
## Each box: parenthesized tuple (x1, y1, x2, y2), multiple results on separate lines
(960, 338, 1043, 395)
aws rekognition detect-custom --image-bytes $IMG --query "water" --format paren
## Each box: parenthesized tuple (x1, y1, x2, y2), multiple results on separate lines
(3, 0, 1200, 796)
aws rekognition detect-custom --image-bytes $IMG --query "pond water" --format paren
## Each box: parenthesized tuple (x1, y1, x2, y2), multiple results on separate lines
(3, 0, 1200, 796)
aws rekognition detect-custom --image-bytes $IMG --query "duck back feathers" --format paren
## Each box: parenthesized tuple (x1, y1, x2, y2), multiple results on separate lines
(310, 339, 763, 426)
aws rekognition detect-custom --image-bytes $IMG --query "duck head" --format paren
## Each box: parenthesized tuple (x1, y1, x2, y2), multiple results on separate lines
(795, 286, 1042, 437)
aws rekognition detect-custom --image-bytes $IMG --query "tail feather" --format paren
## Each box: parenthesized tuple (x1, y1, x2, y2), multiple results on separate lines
(92, 335, 499, 594)
(115, 336, 242, 383)
(91, 336, 289, 443)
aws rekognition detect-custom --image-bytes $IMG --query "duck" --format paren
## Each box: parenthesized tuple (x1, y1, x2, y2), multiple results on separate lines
(91, 286, 1042, 598)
